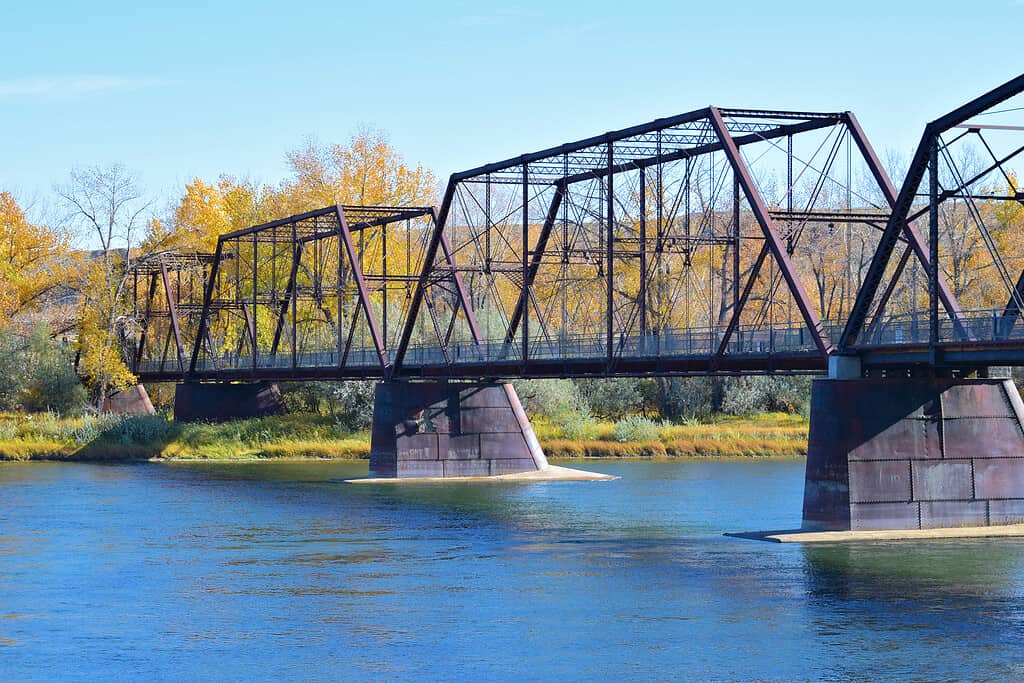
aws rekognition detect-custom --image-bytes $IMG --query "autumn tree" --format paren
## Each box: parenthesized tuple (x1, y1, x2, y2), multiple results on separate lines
(0, 192, 76, 328)
(57, 164, 152, 405)
(282, 129, 437, 210)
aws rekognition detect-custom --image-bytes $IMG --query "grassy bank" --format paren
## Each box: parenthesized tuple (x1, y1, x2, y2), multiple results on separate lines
(0, 411, 808, 462)
(533, 412, 808, 458)
(0, 413, 370, 462)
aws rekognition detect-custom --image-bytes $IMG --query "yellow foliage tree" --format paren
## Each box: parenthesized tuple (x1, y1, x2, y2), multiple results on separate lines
(283, 129, 437, 210)
(0, 191, 75, 328)
(144, 178, 230, 254)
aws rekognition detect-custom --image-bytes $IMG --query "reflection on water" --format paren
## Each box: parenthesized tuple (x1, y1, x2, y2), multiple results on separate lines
(1, 459, 1023, 681)
(800, 541, 1024, 682)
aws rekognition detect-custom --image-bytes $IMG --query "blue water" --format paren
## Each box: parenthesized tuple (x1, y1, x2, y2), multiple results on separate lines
(2, 459, 1024, 681)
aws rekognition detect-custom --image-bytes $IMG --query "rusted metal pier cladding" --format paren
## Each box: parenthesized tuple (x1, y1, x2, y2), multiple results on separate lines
(369, 382, 547, 478)
(804, 376, 1024, 530)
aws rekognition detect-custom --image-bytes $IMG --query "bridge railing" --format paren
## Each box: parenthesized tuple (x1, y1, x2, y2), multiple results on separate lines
(139, 309, 1024, 378)
(138, 321, 836, 376)
(401, 321, 833, 368)
(853, 309, 1024, 347)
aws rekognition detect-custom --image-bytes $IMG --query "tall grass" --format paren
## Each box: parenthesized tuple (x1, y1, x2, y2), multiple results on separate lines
(0, 410, 808, 462)
(533, 411, 807, 458)
(0, 412, 370, 461)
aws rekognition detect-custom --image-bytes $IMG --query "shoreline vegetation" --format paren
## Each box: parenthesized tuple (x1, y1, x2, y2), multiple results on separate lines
(0, 412, 808, 463)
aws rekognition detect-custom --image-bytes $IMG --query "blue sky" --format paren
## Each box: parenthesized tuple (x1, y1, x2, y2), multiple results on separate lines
(2, 0, 1019, 210)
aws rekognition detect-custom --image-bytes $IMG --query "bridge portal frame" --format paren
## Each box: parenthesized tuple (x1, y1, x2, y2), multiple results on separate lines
(390, 105, 963, 381)
(841, 73, 1024, 366)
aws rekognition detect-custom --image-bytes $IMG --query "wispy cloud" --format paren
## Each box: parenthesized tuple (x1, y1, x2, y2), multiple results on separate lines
(0, 76, 162, 98)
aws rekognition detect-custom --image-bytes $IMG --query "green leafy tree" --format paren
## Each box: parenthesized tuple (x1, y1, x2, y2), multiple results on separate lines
(19, 325, 86, 414)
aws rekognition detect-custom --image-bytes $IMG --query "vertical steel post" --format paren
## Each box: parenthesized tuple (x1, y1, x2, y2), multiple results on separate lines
(252, 231, 258, 370)
(929, 135, 940, 349)
(382, 220, 388, 348)
(485, 174, 492, 271)
(342, 210, 350, 366)
(733, 171, 741, 318)
(639, 166, 648, 339)
(189, 239, 224, 374)
(606, 142, 614, 367)
(521, 163, 529, 364)
(291, 221, 298, 370)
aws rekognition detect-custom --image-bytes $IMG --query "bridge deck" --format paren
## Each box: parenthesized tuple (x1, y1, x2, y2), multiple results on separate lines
(135, 309, 1024, 382)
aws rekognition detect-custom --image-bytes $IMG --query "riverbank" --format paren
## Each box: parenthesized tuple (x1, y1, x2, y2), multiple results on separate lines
(0, 412, 808, 462)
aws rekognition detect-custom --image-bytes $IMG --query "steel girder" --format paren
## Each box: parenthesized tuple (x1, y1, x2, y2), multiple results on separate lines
(133, 80, 1024, 383)
(841, 74, 1024, 357)
(391, 106, 912, 380)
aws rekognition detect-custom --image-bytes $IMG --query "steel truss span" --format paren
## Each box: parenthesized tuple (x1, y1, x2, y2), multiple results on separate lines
(130, 76, 1024, 383)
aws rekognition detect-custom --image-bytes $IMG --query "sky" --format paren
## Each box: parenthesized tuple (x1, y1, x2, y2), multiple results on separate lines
(2, 0, 1021, 216)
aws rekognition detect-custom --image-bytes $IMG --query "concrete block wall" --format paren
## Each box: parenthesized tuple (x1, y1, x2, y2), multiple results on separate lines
(803, 378, 1024, 531)
(369, 382, 547, 478)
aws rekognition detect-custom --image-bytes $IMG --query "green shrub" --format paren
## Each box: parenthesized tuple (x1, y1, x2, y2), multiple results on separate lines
(18, 326, 86, 414)
(560, 412, 599, 440)
(612, 416, 659, 442)
(721, 377, 810, 416)
(516, 379, 588, 419)
(575, 378, 650, 419)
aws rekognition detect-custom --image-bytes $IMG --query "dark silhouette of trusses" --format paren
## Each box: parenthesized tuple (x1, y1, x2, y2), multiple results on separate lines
(131, 76, 1024, 382)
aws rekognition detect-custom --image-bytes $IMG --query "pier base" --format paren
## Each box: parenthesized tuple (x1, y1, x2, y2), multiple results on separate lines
(173, 382, 286, 422)
(369, 382, 548, 478)
(803, 377, 1024, 531)
(102, 385, 156, 416)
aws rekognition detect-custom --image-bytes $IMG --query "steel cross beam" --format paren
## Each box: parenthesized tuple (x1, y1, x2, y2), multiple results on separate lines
(334, 206, 389, 370)
(134, 272, 159, 372)
(840, 74, 1024, 351)
(159, 261, 186, 375)
(188, 239, 224, 373)
(708, 106, 833, 356)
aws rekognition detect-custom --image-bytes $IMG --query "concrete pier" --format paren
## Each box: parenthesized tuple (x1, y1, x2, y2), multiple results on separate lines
(369, 381, 548, 478)
(803, 376, 1024, 531)
(102, 385, 156, 416)
(173, 381, 286, 422)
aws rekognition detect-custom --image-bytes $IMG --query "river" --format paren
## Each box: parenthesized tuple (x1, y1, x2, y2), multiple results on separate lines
(2, 459, 1023, 681)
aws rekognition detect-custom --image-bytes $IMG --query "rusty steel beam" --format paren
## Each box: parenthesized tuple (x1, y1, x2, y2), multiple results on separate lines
(269, 242, 302, 359)
(841, 74, 1024, 351)
(334, 206, 389, 370)
(709, 106, 833, 356)
(716, 242, 770, 357)
(843, 111, 966, 345)
(134, 272, 159, 371)
(188, 239, 224, 374)
(159, 262, 186, 375)
(504, 185, 564, 345)
(556, 116, 838, 187)
(435, 209, 483, 345)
